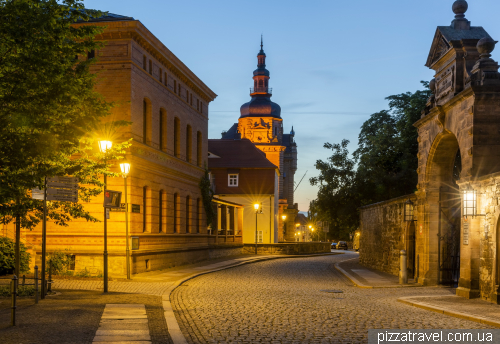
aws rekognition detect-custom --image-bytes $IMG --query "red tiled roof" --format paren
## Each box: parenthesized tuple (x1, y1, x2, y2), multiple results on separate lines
(208, 139, 277, 169)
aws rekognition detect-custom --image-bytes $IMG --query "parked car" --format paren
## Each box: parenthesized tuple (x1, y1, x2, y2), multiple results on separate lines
(337, 241, 348, 250)
(331, 242, 337, 250)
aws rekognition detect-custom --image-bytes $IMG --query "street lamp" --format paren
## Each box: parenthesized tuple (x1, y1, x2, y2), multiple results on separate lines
(404, 199, 415, 222)
(99, 140, 112, 292)
(311, 227, 315, 242)
(254, 203, 262, 254)
(281, 215, 287, 241)
(120, 161, 131, 280)
(462, 185, 477, 219)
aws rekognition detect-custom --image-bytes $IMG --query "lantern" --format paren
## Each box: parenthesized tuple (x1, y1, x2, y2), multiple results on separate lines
(462, 186, 477, 218)
(404, 199, 414, 222)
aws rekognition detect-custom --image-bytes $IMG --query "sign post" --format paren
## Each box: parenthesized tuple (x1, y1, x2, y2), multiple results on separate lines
(32, 176, 79, 298)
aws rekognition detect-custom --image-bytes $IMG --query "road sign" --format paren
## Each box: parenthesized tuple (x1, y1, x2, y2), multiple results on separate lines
(323, 221, 329, 233)
(32, 188, 44, 200)
(47, 176, 79, 184)
(47, 188, 78, 196)
(47, 194, 78, 202)
(46, 182, 78, 189)
(104, 190, 122, 208)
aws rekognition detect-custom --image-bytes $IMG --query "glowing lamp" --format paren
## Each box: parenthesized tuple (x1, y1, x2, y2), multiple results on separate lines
(254, 203, 260, 211)
(120, 162, 131, 178)
(98, 140, 113, 153)
(404, 199, 414, 222)
(282, 215, 286, 221)
(462, 186, 477, 218)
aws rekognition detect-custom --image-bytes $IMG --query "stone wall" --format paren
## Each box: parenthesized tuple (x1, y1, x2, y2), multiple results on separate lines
(359, 194, 416, 276)
(242, 242, 331, 255)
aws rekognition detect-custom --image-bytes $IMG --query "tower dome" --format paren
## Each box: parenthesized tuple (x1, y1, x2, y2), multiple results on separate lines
(240, 38, 282, 119)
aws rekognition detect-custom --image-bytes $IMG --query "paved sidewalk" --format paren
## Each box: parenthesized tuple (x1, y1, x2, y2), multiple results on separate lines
(93, 304, 151, 343)
(335, 256, 421, 288)
(399, 293, 500, 328)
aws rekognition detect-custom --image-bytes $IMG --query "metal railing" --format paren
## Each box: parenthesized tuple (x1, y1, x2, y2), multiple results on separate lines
(250, 87, 272, 94)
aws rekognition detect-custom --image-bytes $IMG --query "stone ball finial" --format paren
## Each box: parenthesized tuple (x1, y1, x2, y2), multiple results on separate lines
(477, 37, 498, 58)
(452, 0, 468, 18)
(429, 79, 436, 94)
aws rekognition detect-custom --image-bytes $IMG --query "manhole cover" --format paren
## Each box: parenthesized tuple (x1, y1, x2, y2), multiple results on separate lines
(320, 290, 343, 293)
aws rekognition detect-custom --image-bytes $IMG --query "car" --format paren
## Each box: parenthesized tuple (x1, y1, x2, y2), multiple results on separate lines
(337, 241, 348, 250)
(331, 242, 337, 250)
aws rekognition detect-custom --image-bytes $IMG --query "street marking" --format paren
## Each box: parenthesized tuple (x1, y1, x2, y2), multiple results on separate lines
(93, 304, 151, 343)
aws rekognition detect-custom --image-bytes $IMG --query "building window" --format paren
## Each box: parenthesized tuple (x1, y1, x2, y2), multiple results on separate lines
(190, 93, 193, 106)
(143, 55, 147, 70)
(186, 196, 191, 233)
(160, 109, 166, 151)
(174, 117, 180, 158)
(197, 131, 202, 167)
(159, 68, 162, 83)
(200, 102, 203, 114)
(149, 60, 152, 75)
(228, 174, 238, 187)
(174, 80, 177, 94)
(143, 186, 148, 232)
(164, 72, 168, 86)
(69, 255, 76, 270)
(197, 198, 201, 234)
(186, 90, 189, 102)
(197, 99, 199, 111)
(178, 84, 181, 95)
(173, 193, 179, 233)
(143, 99, 151, 145)
(159, 190, 164, 233)
(87, 50, 95, 60)
(186, 125, 192, 163)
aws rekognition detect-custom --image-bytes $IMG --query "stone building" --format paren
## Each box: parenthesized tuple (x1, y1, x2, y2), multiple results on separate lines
(360, 0, 500, 303)
(221, 40, 299, 241)
(208, 139, 280, 244)
(2, 12, 251, 276)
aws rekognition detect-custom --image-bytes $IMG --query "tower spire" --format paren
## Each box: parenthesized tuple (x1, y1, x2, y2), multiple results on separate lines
(261, 35, 263, 50)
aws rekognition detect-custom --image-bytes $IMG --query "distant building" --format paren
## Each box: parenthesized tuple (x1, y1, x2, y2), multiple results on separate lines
(220, 40, 299, 241)
(294, 213, 309, 242)
(208, 139, 280, 244)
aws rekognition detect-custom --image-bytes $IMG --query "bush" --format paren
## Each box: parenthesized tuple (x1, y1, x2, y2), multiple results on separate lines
(0, 285, 35, 297)
(47, 250, 72, 276)
(0, 237, 31, 275)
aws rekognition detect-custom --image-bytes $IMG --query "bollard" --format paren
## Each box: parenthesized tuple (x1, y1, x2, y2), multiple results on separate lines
(399, 250, 408, 284)
(34, 266, 39, 304)
(11, 275, 17, 326)
(47, 263, 52, 293)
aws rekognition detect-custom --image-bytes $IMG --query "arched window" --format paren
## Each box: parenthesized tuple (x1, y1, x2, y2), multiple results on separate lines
(186, 125, 192, 163)
(160, 109, 167, 151)
(258, 79, 263, 87)
(159, 190, 164, 233)
(197, 198, 201, 233)
(143, 99, 151, 145)
(174, 117, 180, 158)
(197, 131, 202, 167)
(186, 196, 191, 233)
(143, 186, 148, 232)
(173, 193, 179, 233)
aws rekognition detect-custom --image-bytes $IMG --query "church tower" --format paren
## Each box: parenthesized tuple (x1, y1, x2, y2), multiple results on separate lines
(221, 39, 298, 241)
(237, 38, 293, 202)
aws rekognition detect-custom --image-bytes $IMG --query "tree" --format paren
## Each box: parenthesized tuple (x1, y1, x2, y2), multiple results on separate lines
(0, 0, 130, 232)
(0, 237, 30, 275)
(310, 83, 430, 239)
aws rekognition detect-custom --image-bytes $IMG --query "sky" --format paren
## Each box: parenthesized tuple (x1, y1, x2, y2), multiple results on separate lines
(85, 0, 500, 212)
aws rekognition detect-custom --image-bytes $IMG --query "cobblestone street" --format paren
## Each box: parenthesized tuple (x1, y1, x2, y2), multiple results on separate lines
(171, 252, 494, 344)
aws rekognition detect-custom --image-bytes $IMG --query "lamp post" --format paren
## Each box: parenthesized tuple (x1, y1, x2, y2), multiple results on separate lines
(254, 203, 262, 254)
(99, 140, 112, 293)
(311, 227, 315, 242)
(281, 215, 287, 242)
(120, 161, 131, 280)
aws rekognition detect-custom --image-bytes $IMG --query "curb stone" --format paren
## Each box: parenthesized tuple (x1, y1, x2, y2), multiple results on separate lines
(397, 296, 500, 328)
(334, 259, 423, 289)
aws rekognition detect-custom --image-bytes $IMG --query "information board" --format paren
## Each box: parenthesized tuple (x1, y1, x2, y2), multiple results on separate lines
(463, 222, 469, 245)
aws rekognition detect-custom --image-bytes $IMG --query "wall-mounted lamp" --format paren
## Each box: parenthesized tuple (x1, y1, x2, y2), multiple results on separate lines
(404, 199, 415, 222)
(462, 185, 477, 219)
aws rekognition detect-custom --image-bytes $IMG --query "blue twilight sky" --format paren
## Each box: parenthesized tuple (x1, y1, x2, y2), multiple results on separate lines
(84, 0, 500, 212)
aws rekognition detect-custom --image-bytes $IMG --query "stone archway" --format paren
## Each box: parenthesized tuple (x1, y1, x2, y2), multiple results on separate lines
(417, 131, 462, 286)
